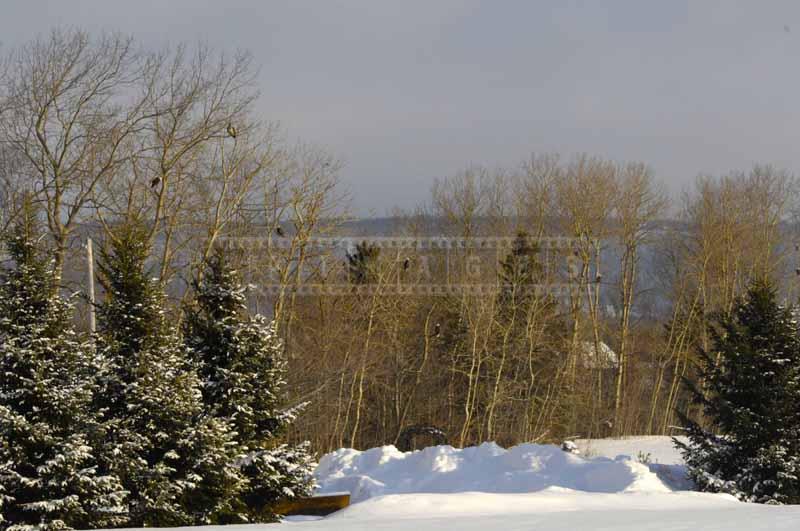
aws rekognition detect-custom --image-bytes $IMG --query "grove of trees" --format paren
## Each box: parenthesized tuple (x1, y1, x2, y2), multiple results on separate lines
(4, 29, 800, 518)
(0, 204, 314, 528)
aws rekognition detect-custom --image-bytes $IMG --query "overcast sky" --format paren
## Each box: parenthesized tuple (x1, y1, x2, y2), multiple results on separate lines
(2, 1, 800, 215)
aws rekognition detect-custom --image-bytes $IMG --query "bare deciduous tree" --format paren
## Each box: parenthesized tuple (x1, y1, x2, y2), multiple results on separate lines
(0, 29, 147, 291)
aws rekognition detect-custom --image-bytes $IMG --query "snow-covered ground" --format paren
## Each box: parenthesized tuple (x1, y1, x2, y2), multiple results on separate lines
(121, 437, 800, 530)
(137, 491, 800, 531)
(314, 441, 680, 502)
(289, 490, 800, 530)
(575, 435, 687, 464)
(299, 437, 799, 529)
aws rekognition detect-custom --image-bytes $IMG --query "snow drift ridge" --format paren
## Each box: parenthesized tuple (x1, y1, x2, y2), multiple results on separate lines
(315, 442, 680, 503)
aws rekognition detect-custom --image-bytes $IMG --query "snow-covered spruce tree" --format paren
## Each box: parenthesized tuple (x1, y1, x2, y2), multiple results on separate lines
(183, 250, 315, 522)
(0, 207, 126, 530)
(676, 280, 800, 504)
(93, 222, 237, 527)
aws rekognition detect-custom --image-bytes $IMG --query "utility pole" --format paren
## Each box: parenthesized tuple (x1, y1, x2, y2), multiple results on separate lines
(86, 237, 96, 334)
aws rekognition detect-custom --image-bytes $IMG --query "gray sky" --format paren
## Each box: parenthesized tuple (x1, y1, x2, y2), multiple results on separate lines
(2, 1, 800, 215)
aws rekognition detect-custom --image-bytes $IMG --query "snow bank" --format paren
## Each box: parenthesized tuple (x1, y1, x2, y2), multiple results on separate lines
(576, 435, 687, 465)
(315, 442, 679, 503)
(573, 436, 692, 490)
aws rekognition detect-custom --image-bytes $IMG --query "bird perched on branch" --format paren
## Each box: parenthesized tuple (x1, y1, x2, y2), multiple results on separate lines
(403, 257, 410, 271)
(226, 122, 237, 139)
(433, 323, 441, 338)
(275, 226, 285, 237)
(150, 176, 161, 189)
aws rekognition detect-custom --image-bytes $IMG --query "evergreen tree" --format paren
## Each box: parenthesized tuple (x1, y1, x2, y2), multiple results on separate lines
(0, 207, 126, 530)
(93, 222, 230, 526)
(184, 250, 315, 522)
(496, 230, 562, 344)
(173, 415, 246, 525)
(676, 280, 800, 504)
(346, 241, 380, 285)
(498, 231, 544, 315)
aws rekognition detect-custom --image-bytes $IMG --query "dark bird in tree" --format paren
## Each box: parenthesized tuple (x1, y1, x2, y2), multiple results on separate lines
(150, 176, 161, 189)
(433, 323, 441, 337)
(275, 226, 285, 237)
(595, 273, 602, 283)
(403, 257, 410, 270)
(226, 122, 237, 139)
